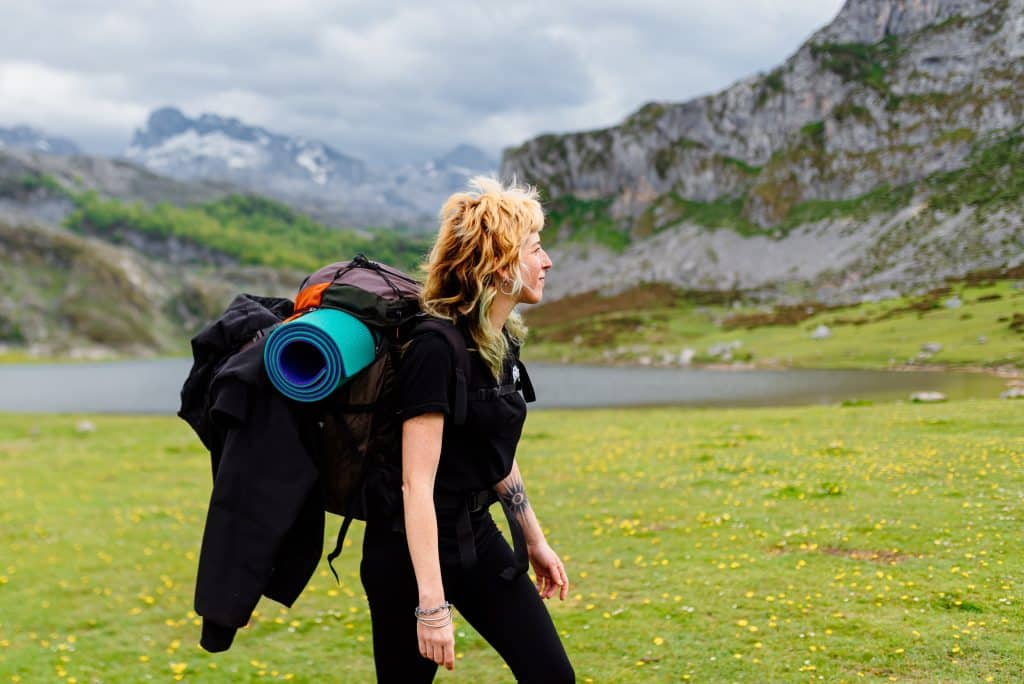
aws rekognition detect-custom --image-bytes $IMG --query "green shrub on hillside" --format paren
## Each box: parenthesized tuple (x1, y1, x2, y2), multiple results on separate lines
(65, 193, 430, 273)
(925, 126, 1023, 214)
(0, 172, 69, 201)
(810, 36, 903, 92)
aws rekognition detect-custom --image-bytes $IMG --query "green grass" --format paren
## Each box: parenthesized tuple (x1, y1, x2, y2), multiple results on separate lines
(1, 400, 1022, 681)
(545, 196, 629, 253)
(526, 279, 1024, 369)
(0, 351, 119, 364)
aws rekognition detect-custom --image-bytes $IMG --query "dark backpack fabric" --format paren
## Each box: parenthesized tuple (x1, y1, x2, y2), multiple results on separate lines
(314, 316, 472, 579)
(292, 253, 422, 327)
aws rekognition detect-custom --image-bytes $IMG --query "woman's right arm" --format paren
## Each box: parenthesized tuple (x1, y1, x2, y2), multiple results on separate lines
(401, 412, 455, 671)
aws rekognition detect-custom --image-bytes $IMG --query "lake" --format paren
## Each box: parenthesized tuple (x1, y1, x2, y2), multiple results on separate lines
(0, 358, 1011, 413)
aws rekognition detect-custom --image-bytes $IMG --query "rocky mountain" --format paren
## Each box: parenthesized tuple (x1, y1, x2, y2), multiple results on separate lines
(124, 107, 495, 230)
(381, 145, 499, 225)
(503, 0, 1023, 303)
(0, 125, 80, 156)
(0, 147, 312, 358)
(0, 144, 426, 359)
(0, 145, 234, 229)
(436, 143, 496, 171)
(125, 106, 365, 193)
(0, 217, 300, 359)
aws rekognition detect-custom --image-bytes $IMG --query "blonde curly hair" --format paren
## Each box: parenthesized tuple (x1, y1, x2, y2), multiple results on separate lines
(419, 176, 544, 381)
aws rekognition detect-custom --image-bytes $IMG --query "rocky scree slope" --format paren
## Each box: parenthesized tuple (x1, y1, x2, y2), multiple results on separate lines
(503, 0, 1023, 303)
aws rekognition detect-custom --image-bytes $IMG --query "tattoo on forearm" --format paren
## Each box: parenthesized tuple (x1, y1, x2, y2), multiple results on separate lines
(498, 475, 529, 518)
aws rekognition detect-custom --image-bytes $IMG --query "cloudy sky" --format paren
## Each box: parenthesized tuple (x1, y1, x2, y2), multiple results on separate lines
(1, 1, 845, 165)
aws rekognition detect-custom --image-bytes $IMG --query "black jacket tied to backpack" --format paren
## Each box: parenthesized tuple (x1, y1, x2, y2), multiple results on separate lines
(183, 295, 324, 653)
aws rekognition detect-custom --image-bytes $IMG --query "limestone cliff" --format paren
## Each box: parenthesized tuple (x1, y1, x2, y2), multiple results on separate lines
(502, 0, 1023, 301)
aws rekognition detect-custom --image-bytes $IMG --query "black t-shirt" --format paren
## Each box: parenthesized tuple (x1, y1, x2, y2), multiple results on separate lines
(396, 327, 527, 496)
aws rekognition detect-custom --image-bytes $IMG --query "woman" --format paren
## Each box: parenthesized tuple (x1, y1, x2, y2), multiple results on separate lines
(359, 177, 574, 682)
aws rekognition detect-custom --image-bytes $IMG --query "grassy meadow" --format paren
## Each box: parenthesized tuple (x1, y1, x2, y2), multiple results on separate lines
(525, 276, 1024, 371)
(1, 400, 1022, 682)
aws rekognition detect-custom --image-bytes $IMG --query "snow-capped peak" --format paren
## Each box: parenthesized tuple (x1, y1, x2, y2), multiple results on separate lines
(124, 106, 366, 188)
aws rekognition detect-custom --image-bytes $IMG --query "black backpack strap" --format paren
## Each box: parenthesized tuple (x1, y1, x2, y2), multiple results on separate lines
(435, 488, 528, 579)
(467, 347, 536, 403)
(435, 489, 496, 572)
(408, 319, 470, 425)
(323, 406, 358, 584)
(469, 384, 517, 400)
(326, 515, 354, 584)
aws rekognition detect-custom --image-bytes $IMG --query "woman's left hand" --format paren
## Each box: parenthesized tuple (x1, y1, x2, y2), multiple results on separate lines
(528, 541, 569, 600)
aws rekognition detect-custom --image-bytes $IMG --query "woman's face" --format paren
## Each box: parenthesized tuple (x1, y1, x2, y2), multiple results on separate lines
(515, 231, 552, 305)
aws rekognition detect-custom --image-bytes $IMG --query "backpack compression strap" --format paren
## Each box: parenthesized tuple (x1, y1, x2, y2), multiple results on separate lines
(466, 347, 536, 403)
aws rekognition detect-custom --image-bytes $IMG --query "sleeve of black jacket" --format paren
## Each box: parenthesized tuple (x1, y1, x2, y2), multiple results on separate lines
(193, 367, 321, 652)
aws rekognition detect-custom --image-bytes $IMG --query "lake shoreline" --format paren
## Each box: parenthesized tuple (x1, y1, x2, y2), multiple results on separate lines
(4, 348, 1022, 381)
(525, 355, 1024, 380)
(0, 358, 1011, 413)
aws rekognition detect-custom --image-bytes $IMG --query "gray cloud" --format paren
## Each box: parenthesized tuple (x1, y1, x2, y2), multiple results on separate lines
(0, 1, 845, 165)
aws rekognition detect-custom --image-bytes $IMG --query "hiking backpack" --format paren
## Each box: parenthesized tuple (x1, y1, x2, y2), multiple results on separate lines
(291, 256, 479, 578)
(182, 254, 538, 582)
(181, 255, 475, 578)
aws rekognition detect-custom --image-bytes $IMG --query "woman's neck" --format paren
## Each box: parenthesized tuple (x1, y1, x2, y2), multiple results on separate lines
(488, 292, 516, 331)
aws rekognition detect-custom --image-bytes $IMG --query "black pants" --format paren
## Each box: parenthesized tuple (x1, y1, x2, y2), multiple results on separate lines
(360, 517, 575, 683)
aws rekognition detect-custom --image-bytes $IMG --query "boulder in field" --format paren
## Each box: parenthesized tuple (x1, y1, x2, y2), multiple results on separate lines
(707, 340, 742, 360)
(910, 391, 946, 403)
(810, 325, 831, 340)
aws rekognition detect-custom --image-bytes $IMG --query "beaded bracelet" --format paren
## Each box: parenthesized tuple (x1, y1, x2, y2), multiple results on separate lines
(414, 602, 452, 618)
(415, 602, 453, 628)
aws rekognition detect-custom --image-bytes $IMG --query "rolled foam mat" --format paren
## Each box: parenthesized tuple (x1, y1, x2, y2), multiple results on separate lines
(264, 308, 377, 402)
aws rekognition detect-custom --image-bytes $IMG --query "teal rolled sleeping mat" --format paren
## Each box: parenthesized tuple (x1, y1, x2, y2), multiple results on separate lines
(263, 308, 377, 402)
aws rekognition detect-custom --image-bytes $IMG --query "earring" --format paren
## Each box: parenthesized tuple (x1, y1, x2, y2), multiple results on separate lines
(500, 278, 515, 296)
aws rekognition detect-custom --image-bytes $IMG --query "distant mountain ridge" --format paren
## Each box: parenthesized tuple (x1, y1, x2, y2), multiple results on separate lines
(0, 145, 429, 358)
(124, 107, 496, 230)
(126, 106, 366, 187)
(0, 125, 80, 156)
(501, 0, 1023, 302)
